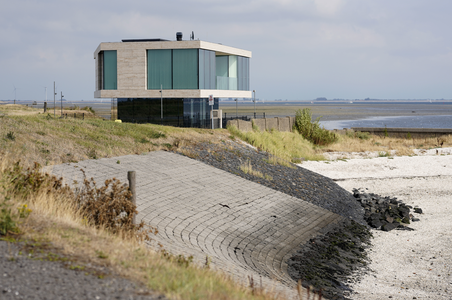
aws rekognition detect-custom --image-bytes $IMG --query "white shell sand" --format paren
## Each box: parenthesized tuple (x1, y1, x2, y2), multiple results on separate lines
(300, 149, 452, 299)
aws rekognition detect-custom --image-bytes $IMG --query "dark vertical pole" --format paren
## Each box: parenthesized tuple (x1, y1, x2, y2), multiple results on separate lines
(54, 81, 56, 118)
(74, 113, 76, 119)
(127, 171, 136, 225)
(44, 102, 47, 113)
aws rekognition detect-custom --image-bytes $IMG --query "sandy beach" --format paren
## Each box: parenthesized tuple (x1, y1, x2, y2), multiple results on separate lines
(300, 149, 452, 299)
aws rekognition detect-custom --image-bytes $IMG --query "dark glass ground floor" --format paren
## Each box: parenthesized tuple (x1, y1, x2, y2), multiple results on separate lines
(112, 98, 220, 128)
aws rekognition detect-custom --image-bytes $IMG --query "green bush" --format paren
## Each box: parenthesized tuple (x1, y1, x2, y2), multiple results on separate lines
(346, 130, 371, 140)
(293, 108, 338, 145)
(81, 106, 95, 114)
(0, 197, 19, 235)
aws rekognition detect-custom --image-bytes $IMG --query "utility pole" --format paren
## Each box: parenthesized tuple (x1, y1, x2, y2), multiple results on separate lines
(54, 82, 56, 117)
(253, 90, 256, 119)
(60, 91, 64, 116)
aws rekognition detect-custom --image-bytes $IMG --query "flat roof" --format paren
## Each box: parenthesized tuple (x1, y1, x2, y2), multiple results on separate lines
(95, 40, 251, 58)
(121, 39, 169, 42)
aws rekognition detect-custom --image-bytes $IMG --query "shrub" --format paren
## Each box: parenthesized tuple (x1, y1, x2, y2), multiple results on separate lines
(5, 162, 65, 197)
(4, 161, 153, 240)
(346, 130, 371, 140)
(293, 108, 338, 145)
(81, 106, 95, 114)
(0, 196, 19, 235)
(6, 131, 15, 141)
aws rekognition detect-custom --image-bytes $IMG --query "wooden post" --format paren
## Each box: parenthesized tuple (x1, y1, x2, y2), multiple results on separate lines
(44, 102, 47, 113)
(127, 171, 136, 225)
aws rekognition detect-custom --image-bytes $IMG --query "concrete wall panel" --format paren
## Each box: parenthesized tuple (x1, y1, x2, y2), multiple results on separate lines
(265, 118, 278, 131)
(227, 120, 239, 129)
(253, 119, 266, 131)
(278, 117, 290, 132)
(238, 120, 252, 132)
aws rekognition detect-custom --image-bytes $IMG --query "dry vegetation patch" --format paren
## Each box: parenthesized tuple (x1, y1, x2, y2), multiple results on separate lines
(323, 133, 452, 157)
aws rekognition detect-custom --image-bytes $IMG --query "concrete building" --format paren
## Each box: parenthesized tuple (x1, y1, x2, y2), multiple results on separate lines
(94, 33, 251, 127)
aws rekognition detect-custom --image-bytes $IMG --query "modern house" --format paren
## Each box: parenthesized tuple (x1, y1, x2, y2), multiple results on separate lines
(94, 33, 251, 128)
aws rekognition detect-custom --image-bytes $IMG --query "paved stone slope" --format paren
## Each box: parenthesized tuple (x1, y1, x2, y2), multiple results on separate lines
(47, 151, 343, 294)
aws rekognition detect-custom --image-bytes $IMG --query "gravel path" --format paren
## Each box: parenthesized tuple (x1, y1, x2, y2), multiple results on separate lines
(0, 240, 166, 300)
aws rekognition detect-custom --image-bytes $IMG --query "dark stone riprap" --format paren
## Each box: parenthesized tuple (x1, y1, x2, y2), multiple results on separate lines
(352, 188, 423, 232)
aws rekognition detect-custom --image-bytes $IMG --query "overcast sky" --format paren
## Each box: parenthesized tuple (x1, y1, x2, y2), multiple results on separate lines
(1, 0, 451, 101)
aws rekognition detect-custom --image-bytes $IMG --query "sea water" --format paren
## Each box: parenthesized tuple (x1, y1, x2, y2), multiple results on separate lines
(314, 102, 452, 130)
(320, 115, 452, 130)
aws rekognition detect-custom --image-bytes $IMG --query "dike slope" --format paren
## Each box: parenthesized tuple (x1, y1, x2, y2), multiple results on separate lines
(46, 141, 368, 298)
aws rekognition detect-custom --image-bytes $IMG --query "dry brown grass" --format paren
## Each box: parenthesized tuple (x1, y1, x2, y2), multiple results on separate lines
(322, 134, 452, 156)
(239, 161, 272, 180)
(0, 104, 43, 116)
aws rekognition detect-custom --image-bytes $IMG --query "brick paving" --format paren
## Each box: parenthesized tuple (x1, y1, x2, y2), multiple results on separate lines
(47, 151, 343, 296)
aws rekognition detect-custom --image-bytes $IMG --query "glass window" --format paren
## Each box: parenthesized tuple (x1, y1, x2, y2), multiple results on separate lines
(117, 98, 183, 125)
(238, 56, 250, 91)
(147, 49, 172, 89)
(199, 49, 216, 89)
(216, 56, 228, 78)
(173, 49, 198, 89)
(103, 51, 117, 90)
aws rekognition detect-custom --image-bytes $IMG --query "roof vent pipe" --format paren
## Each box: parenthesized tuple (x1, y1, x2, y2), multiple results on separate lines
(176, 32, 183, 41)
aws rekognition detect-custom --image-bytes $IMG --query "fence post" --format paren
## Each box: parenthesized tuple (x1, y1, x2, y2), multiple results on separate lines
(74, 113, 76, 119)
(127, 171, 136, 225)
(44, 102, 47, 113)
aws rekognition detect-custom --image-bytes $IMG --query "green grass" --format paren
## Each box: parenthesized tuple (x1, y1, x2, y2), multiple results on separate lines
(228, 125, 324, 163)
(0, 112, 218, 167)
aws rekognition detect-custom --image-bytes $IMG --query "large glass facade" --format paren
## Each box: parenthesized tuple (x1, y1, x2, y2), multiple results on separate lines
(146, 49, 249, 91)
(103, 50, 117, 90)
(116, 98, 218, 128)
